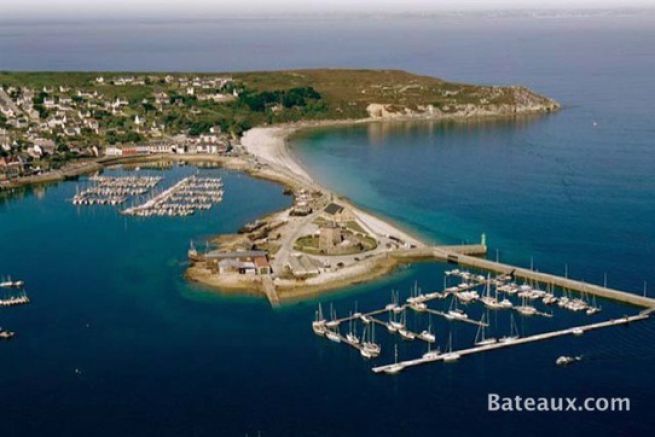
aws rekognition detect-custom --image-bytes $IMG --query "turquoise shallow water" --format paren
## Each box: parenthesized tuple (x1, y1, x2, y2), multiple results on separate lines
(1, 12, 655, 437)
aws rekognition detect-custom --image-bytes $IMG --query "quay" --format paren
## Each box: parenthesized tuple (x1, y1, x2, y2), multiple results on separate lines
(122, 175, 223, 217)
(372, 312, 650, 374)
(395, 244, 655, 309)
(439, 250, 655, 308)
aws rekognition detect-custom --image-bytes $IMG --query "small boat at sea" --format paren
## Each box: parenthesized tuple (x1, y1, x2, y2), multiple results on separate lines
(556, 355, 582, 366)
(0, 328, 15, 340)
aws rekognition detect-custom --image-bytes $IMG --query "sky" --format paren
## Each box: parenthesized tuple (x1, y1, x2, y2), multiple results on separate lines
(3, 0, 655, 19)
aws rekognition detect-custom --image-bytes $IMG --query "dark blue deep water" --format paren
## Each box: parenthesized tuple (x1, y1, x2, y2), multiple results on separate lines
(2, 12, 655, 437)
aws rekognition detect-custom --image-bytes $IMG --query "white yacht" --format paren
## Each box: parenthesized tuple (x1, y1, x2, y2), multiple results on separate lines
(312, 304, 327, 336)
(499, 314, 520, 343)
(556, 355, 582, 366)
(499, 298, 513, 309)
(382, 345, 404, 375)
(325, 330, 341, 343)
(0, 328, 15, 340)
(360, 324, 381, 358)
(571, 327, 584, 336)
(418, 330, 436, 343)
(442, 333, 460, 363)
(474, 314, 497, 346)
(422, 338, 440, 359)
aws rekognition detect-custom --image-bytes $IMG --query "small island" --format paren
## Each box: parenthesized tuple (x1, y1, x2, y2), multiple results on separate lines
(0, 69, 560, 304)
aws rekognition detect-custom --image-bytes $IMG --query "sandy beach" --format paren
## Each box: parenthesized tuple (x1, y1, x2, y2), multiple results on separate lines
(241, 124, 425, 248)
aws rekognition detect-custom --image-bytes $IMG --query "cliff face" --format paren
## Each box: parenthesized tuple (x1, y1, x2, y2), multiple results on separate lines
(366, 85, 559, 120)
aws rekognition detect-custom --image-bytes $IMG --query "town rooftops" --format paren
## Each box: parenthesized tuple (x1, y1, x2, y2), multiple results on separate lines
(324, 203, 344, 215)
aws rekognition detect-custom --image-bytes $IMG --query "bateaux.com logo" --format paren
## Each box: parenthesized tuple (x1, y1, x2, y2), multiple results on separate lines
(488, 393, 631, 412)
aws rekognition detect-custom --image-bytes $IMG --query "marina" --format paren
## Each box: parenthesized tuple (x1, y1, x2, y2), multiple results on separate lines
(0, 276, 29, 340)
(313, 267, 655, 375)
(122, 175, 224, 217)
(71, 175, 162, 206)
(0, 276, 29, 307)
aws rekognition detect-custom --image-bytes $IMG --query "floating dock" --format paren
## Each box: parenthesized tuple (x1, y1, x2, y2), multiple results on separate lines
(372, 312, 650, 374)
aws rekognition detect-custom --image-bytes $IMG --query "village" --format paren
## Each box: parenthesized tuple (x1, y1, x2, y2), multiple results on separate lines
(0, 74, 239, 186)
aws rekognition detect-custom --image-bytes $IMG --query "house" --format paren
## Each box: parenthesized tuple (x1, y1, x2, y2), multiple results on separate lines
(33, 138, 56, 155)
(27, 145, 43, 159)
(2, 157, 25, 179)
(204, 250, 272, 276)
(104, 146, 123, 157)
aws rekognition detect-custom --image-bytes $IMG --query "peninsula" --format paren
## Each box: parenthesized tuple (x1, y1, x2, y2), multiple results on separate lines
(0, 69, 560, 304)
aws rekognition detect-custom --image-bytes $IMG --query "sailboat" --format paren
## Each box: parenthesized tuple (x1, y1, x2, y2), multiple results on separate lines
(382, 344, 404, 374)
(398, 310, 416, 340)
(418, 316, 436, 343)
(0, 327, 15, 340)
(586, 295, 601, 315)
(422, 335, 440, 360)
(516, 295, 537, 316)
(384, 293, 396, 311)
(360, 323, 381, 359)
(324, 304, 341, 343)
(388, 306, 405, 332)
(325, 303, 339, 328)
(446, 296, 469, 321)
(474, 314, 497, 346)
(442, 332, 461, 362)
(345, 312, 360, 345)
(481, 274, 503, 309)
(499, 314, 520, 343)
(311, 303, 327, 336)
(352, 301, 362, 318)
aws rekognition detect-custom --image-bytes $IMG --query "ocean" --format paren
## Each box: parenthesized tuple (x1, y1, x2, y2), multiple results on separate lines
(1, 12, 655, 436)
